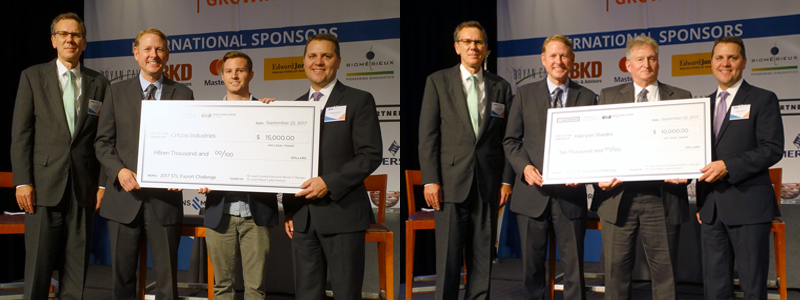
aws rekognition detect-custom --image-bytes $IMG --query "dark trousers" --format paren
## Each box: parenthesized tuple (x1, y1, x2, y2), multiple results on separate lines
(291, 221, 366, 300)
(701, 215, 771, 300)
(434, 184, 498, 300)
(24, 191, 93, 300)
(601, 194, 679, 300)
(517, 199, 586, 300)
(108, 201, 181, 300)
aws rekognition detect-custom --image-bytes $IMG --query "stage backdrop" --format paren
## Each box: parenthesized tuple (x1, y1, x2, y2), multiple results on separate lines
(497, 0, 800, 201)
(82, 0, 401, 215)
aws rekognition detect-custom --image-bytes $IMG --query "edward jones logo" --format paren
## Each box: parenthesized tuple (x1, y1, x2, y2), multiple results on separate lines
(672, 53, 712, 77)
(264, 57, 306, 81)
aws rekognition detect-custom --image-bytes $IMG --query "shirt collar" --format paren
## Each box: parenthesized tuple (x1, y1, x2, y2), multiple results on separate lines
(139, 73, 163, 93)
(633, 81, 659, 99)
(309, 79, 338, 100)
(545, 76, 570, 94)
(459, 64, 483, 84)
(223, 93, 256, 101)
(717, 78, 743, 98)
(56, 59, 81, 78)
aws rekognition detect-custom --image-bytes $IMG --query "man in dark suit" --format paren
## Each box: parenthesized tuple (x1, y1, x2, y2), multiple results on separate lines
(697, 36, 784, 300)
(198, 50, 278, 300)
(280, 33, 382, 300)
(592, 35, 691, 300)
(503, 34, 595, 300)
(95, 28, 194, 300)
(418, 21, 514, 300)
(11, 12, 109, 300)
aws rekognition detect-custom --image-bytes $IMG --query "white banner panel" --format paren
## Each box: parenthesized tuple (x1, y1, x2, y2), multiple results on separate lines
(84, 0, 400, 209)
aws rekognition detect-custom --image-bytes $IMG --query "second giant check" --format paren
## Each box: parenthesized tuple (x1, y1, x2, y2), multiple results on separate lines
(137, 101, 320, 193)
(542, 98, 711, 184)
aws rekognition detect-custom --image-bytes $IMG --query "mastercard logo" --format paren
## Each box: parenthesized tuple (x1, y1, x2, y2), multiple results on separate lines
(209, 59, 224, 76)
(618, 57, 627, 73)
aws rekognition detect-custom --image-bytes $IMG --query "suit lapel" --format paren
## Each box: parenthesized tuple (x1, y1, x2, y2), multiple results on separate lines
(478, 72, 496, 139)
(445, 66, 474, 140)
(716, 81, 750, 144)
(72, 68, 94, 142)
(44, 62, 72, 139)
(326, 81, 346, 108)
(161, 79, 175, 100)
(658, 82, 674, 101)
(565, 80, 579, 107)
(619, 83, 635, 104)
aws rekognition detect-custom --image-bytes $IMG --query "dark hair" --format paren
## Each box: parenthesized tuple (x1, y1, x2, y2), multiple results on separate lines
(51, 12, 86, 38)
(222, 51, 253, 72)
(453, 21, 488, 43)
(712, 36, 746, 58)
(304, 33, 340, 58)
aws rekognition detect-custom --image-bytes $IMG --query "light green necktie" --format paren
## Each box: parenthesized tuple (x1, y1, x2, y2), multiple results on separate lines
(467, 75, 480, 137)
(62, 70, 76, 135)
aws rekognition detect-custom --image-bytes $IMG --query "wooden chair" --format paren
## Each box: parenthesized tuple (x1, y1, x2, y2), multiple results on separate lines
(364, 174, 394, 300)
(137, 215, 213, 300)
(404, 170, 436, 299)
(769, 168, 787, 300)
(0, 172, 57, 300)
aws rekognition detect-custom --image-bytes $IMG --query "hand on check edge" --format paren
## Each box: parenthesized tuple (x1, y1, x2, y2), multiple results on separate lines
(117, 168, 141, 192)
(598, 178, 623, 191)
(295, 177, 328, 199)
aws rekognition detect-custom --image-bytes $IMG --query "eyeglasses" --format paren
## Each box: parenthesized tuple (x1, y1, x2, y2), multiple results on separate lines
(457, 39, 485, 46)
(53, 31, 83, 39)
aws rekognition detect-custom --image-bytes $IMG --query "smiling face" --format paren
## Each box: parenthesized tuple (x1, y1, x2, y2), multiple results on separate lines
(303, 39, 341, 91)
(222, 57, 253, 98)
(541, 40, 574, 85)
(454, 27, 488, 73)
(51, 19, 86, 66)
(134, 33, 169, 82)
(711, 42, 746, 89)
(626, 44, 659, 88)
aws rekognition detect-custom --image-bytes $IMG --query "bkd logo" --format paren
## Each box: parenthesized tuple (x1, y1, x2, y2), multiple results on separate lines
(570, 61, 602, 79)
(164, 64, 193, 81)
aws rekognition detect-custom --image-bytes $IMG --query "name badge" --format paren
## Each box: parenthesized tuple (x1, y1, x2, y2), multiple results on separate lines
(325, 106, 346, 122)
(730, 104, 750, 120)
(491, 102, 505, 118)
(88, 100, 103, 115)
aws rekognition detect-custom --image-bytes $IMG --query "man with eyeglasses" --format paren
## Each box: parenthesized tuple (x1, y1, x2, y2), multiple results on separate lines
(418, 20, 513, 300)
(11, 12, 110, 300)
(592, 35, 691, 300)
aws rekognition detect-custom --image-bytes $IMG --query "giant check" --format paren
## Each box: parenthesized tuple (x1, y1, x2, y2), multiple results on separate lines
(542, 98, 711, 184)
(137, 101, 320, 193)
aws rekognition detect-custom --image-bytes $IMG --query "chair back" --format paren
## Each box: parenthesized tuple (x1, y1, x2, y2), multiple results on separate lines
(404, 170, 422, 216)
(0, 172, 12, 188)
(364, 174, 388, 223)
(769, 168, 782, 209)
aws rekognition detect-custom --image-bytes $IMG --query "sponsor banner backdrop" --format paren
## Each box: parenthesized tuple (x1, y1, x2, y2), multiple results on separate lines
(498, 0, 800, 194)
(84, 0, 400, 210)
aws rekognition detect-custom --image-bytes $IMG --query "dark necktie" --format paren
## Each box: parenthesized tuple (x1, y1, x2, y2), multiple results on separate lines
(551, 87, 563, 108)
(715, 91, 730, 138)
(637, 88, 648, 103)
(144, 84, 156, 100)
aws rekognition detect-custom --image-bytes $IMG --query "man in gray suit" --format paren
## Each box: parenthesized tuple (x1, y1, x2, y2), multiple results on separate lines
(503, 34, 595, 300)
(11, 12, 109, 300)
(95, 28, 194, 300)
(418, 21, 514, 300)
(592, 35, 691, 300)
